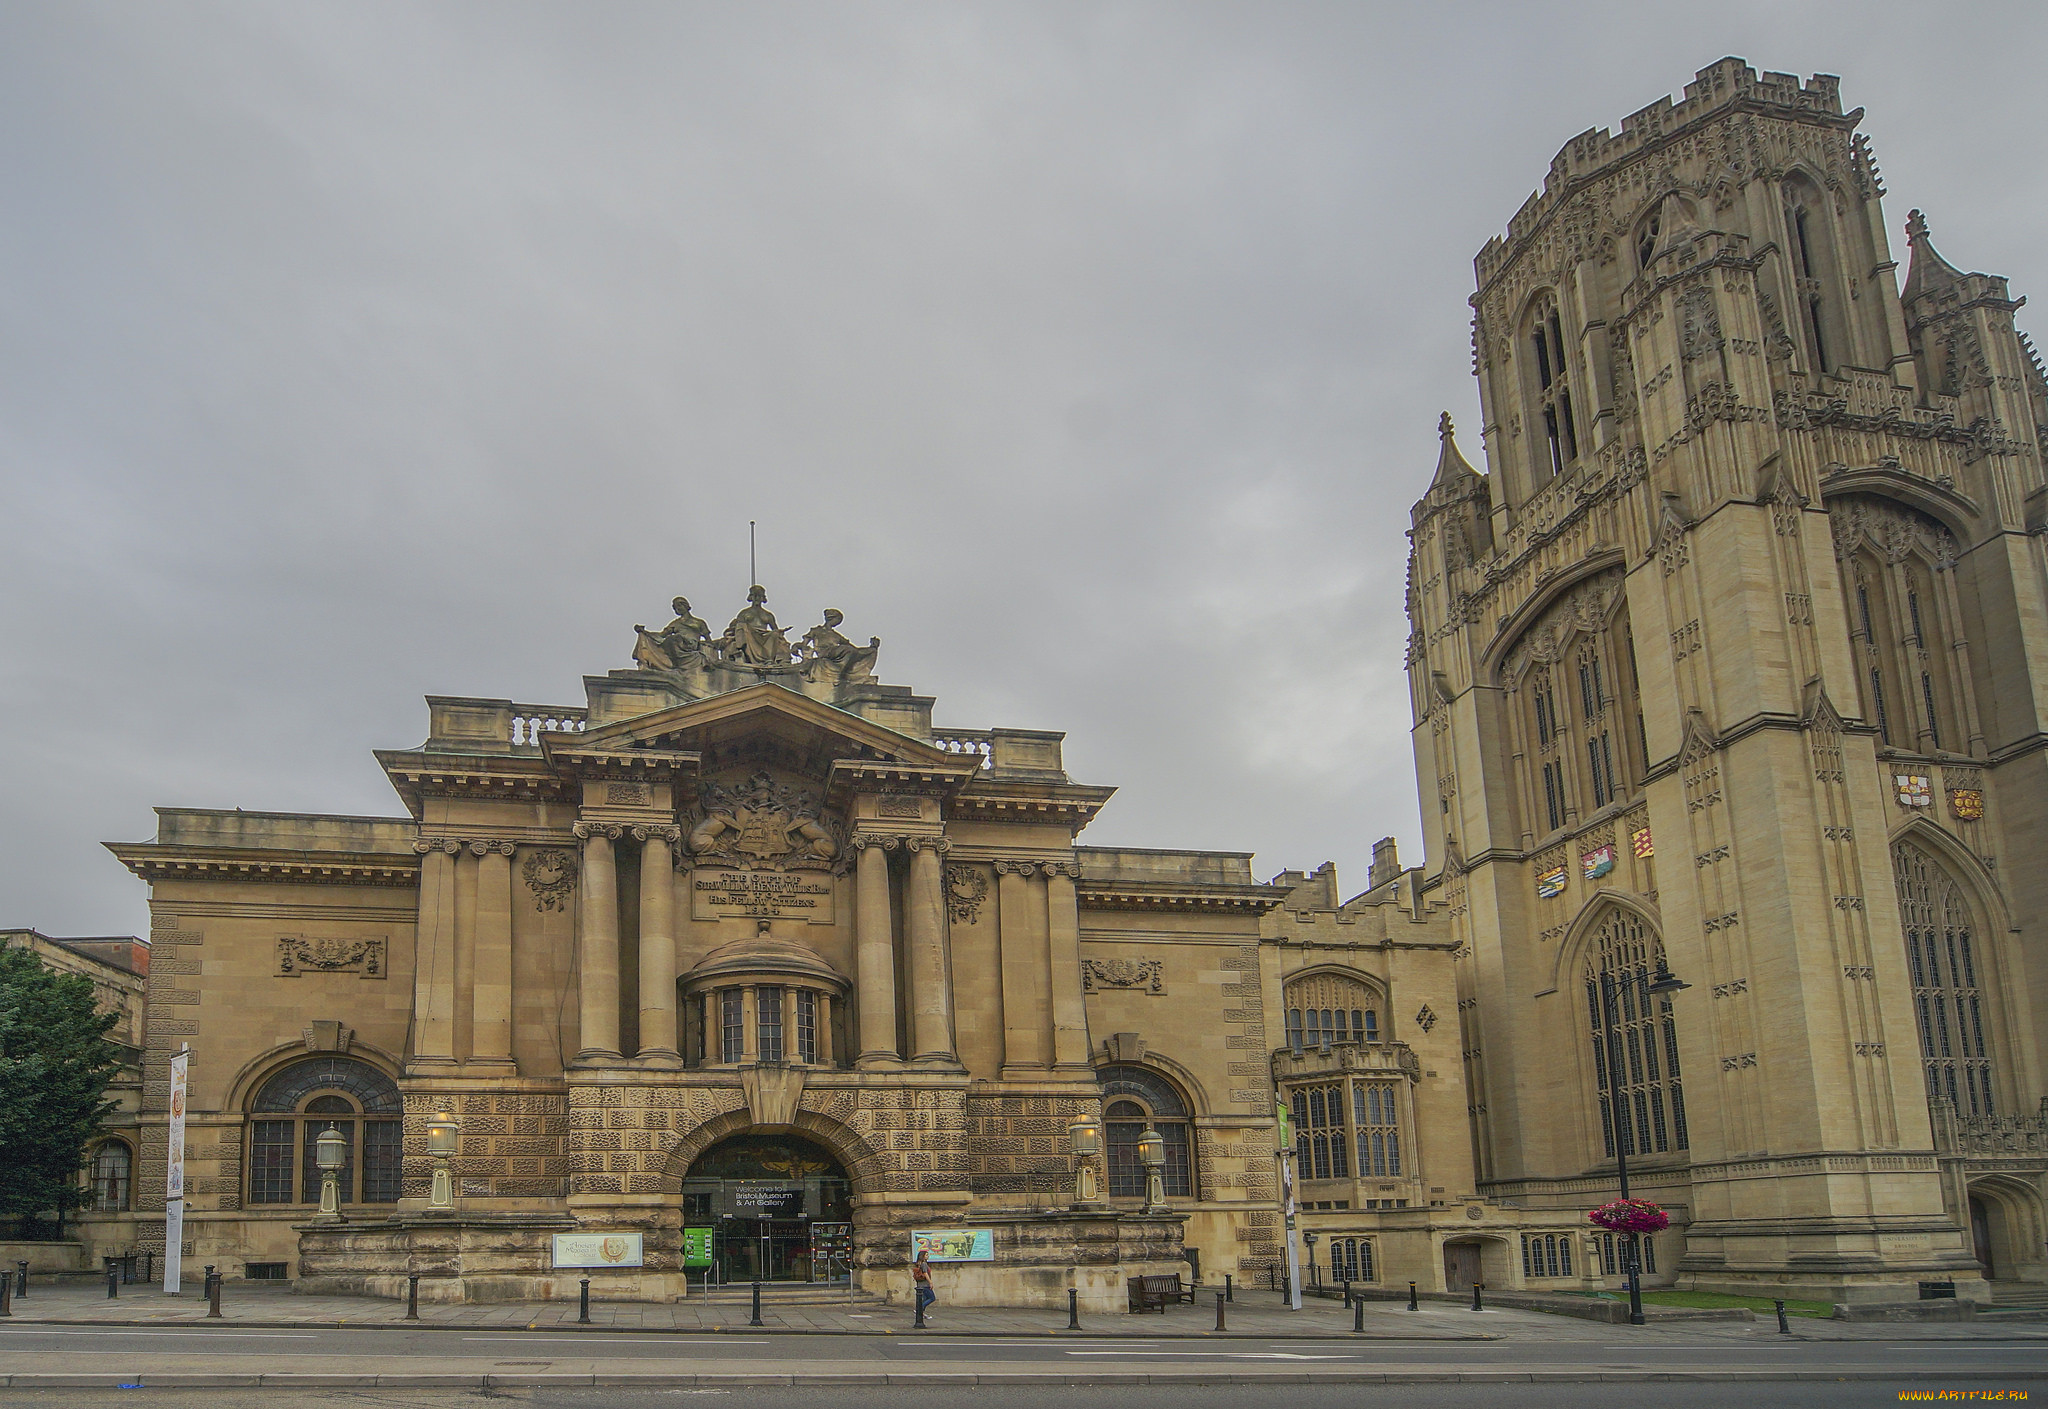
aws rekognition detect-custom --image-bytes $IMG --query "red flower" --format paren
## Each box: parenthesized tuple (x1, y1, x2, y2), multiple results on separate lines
(1589, 1198, 1670, 1234)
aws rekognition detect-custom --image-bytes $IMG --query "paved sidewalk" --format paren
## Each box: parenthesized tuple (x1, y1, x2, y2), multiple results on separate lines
(6, 1279, 2043, 1341)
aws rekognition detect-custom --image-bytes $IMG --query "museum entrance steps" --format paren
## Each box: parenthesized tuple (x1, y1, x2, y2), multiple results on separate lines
(1988, 1281, 2048, 1310)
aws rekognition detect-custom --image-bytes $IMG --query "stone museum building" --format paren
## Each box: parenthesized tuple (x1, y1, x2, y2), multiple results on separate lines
(101, 57, 2045, 1307)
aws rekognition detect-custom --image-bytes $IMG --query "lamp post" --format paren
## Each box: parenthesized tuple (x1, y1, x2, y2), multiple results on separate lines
(314, 1123, 348, 1218)
(425, 1108, 460, 1212)
(1302, 1230, 1319, 1290)
(1598, 957, 1688, 1327)
(1068, 1114, 1102, 1207)
(1136, 1126, 1166, 1214)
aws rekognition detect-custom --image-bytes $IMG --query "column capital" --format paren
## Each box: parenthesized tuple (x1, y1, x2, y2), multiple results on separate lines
(905, 835, 953, 855)
(994, 856, 1065, 876)
(631, 825, 683, 845)
(468, 839, 518, 857)
(573, 822, 627, 841)
(851, 832, 905, 852)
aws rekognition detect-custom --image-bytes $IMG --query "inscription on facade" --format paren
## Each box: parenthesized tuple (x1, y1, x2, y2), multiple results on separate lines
(691, 868, 835, 923)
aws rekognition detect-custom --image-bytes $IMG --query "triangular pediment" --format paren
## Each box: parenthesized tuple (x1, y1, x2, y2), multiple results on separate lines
(554, 682, 953, 773)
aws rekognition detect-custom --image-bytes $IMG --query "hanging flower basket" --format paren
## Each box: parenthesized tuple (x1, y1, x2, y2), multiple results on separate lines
(1589, 1198, 1669, 1234)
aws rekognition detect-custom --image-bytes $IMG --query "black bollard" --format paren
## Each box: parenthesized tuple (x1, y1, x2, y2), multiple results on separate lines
(1215, 1289, 1227, 1331)
(143, 1251, 153, 1286)
(16, 1262, 26, 1299)
(1354, 1294, 1365, 1333)
(405, 1273, 419, 1320)
(1471, 1281, 1484, 1313)
(0, 1269, 10, 1317)
(106, 1261, 119, 1299)
(1067, 1288, 1079, 1331)
(1343, 1277, 1352, 1309)
(1774, 1298, 1790, 1335)
(1407, 1280, 1419, 1311)
(750, 1279, 763, 1328)
(1224, 1273, 1233, 1303)
(579, 1277, 592, 1324)
(208, 1267, 222, 1317)
(913, 1286, 926, 1331)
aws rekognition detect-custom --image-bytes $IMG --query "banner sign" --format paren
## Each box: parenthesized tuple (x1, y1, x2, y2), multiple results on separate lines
(551, 1232, 644, 1269)
(163, 1048, 188, 1293)
(681, 1228, 715, 1268)
(909, 1228, 994, 1263)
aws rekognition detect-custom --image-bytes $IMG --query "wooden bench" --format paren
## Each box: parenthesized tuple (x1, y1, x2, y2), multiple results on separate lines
(1127, 1273, 1196, 1313)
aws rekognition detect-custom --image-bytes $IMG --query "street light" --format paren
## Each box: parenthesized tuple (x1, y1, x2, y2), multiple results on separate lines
(314, 1123, 348, 1218)
(425, 1108, 460, 1212)
(1136, 1126, 1166, 1214)
(1068, 1114, 1102, 1207)
(1598, 959, 1689, 1326)
(1302, 1230, 1319, 1289)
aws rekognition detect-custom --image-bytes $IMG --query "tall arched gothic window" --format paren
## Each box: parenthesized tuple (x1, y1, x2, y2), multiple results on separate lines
(1524, 293, 1580, 482)
(1504, 570, 1645, 840)
(1584, 911, 1687, 1159)
(1783, 175, 1845, 374)
(1830, 495, 1970, 756)
(247, 1056, 402, 1207)
(1099, 1064, 1194, 1199)
(1892, 843, 1996, 1116)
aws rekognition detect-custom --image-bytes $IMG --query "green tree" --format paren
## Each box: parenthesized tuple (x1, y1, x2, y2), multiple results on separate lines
(0, 946, 120, 1224)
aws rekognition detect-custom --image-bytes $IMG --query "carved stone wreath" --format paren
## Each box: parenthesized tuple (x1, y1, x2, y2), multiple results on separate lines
(944, 863, 988, 923)
(278, 936, 386, 979)
(1081, 958, 1164, 994)
(522, 848, 580, 912)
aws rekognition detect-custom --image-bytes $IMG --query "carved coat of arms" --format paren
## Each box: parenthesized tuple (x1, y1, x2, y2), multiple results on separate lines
(686, 771, 848, 873)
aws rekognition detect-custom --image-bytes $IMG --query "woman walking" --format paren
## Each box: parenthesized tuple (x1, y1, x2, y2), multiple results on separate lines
(912, 1249, 935, 1324)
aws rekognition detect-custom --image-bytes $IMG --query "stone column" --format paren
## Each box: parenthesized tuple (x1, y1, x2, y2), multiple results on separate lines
(818, 993, 835, 1067)
(410, 840, 459, 1067)
(575, 825, 622, 1060)
(996, 860, 1049, 1073)
(636, 827, 680, 1063)
(471, 841, 516, 1070)
(854, 838, 900, 1065)
(741, 986, 759, 1062)
(453, 846, 478, 1061)
(1045, 862, 1092, 1071)
(907, 837, 956, 1065)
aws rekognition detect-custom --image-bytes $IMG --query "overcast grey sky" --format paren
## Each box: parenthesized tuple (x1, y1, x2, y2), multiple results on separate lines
(3, 2, 2041, 937)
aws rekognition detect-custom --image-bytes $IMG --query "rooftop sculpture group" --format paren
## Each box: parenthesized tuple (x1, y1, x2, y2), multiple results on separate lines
(633, 587, 880, 687)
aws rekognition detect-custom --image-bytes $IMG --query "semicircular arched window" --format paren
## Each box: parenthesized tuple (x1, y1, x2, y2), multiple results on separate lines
(247, 1056, 402, 1207)
(1099, 1063, 1193, 1199)
(1283, 971, 1379, 1052)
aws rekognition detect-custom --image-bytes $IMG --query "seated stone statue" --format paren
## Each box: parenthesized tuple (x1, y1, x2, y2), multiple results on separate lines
(798, 608, 880, 685)
(719, 585, 794, 667)
(633, 596, 712, 672)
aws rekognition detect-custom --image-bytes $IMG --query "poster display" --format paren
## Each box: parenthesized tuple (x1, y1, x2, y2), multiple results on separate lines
(551, 1232, 645, 1269)
(909, 1228, 994, 1263)
(681, 1228, 715, 1268)
(163, 1047, 189, 1293)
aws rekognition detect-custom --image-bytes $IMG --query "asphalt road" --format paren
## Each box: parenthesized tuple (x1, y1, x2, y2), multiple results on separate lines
(1, 1322, 2044, 1376)
(1, 1384, 2042, 1409)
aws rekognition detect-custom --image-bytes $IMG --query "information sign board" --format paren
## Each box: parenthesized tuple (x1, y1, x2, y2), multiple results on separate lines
(909, 1228, 995, 1263)
(551, 1232, 645, 1269)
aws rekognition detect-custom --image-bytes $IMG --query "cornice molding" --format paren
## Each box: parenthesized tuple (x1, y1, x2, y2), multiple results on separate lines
(110, 845, 420, 889)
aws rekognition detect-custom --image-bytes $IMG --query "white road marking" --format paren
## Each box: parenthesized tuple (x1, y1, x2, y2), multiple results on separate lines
(1063, 1351, 1361, 1360)
(0, 1329, 319, 1339)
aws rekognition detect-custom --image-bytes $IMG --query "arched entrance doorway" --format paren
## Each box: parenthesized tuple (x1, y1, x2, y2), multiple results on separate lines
(680, 1132, 852, 1284)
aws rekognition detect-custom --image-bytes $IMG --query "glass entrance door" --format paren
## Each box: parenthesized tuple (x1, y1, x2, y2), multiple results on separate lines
(714, 1219, 815, 1282)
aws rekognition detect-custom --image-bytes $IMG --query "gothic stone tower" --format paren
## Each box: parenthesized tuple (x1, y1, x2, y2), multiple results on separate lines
(1408, 58, 2048, 1301)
